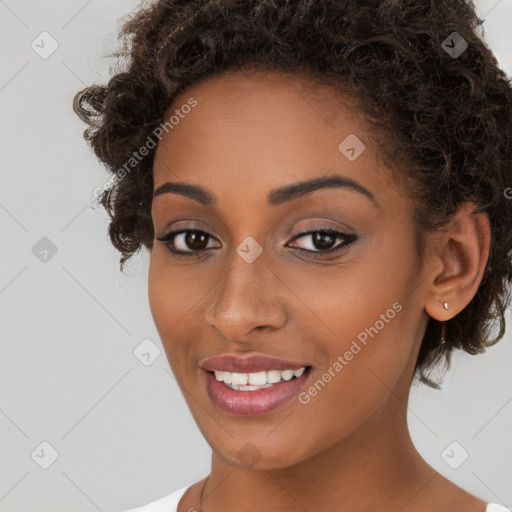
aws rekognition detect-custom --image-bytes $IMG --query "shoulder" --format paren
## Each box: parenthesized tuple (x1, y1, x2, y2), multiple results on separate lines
(124, 484, 191, 512)
(486, 505, 511, 512)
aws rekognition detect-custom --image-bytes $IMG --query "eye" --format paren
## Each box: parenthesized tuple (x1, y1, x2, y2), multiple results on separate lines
(156, 229, 220, 259)
(286, 228, 357, 254)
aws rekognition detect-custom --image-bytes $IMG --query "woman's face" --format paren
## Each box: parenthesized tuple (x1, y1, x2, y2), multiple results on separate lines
(148, 68, 432, 468)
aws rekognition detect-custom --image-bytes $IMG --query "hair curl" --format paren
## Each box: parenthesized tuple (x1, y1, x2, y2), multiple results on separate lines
(73, 0, 512, 387)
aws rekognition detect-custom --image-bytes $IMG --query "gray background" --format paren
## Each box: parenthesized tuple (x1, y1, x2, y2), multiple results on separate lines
(1, 1, 511, 511)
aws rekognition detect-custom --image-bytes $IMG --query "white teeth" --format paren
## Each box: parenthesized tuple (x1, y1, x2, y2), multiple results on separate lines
(211, 367, 307, 390)
(231, 372, 248, 385)
(266, 370, 282, 383)
(281, 370, 294, 381)
(248, 371, 267, 385)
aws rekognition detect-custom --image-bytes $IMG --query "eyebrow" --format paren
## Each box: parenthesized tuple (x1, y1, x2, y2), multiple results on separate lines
(152, 174, 378, 207)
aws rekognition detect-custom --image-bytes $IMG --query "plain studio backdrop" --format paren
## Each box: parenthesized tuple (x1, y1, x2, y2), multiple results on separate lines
(1, 1, 511, 511)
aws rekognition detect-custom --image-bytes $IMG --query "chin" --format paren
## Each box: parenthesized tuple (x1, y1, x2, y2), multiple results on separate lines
(208, 431, 312, 471)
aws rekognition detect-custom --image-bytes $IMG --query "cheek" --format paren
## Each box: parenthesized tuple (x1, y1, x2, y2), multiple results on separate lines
(148, 251, 193, 331)
(290, 317, 411, 460)
(286, 254, 414, 435)
(147, 253, 186, 363)
(147, 253, 169, 331)
(148, 252, 209, 376)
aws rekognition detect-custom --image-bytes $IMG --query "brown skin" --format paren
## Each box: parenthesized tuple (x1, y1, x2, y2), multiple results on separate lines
(148, 69, 491, 512)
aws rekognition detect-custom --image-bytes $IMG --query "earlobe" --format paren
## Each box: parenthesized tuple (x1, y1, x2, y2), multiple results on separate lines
(424, 202, 491, 322)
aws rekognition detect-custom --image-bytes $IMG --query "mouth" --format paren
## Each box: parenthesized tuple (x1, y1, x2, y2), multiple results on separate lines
(202, 366, 312, 416)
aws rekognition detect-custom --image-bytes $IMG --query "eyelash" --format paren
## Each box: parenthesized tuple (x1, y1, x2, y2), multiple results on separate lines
(156, 227, 357, 260)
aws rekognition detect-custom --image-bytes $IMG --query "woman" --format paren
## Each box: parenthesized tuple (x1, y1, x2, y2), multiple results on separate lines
(73, 0, 512, 511)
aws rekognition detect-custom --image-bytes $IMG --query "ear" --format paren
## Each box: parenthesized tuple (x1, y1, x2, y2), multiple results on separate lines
(423, 202, 491, 322)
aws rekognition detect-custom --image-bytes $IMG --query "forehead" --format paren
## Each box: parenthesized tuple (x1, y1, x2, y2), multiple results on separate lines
(177, 67, 358, 123)
(152, 68, 394, 209)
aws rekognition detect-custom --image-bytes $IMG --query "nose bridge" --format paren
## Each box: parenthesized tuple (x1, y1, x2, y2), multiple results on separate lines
(205, 239, 286, 341)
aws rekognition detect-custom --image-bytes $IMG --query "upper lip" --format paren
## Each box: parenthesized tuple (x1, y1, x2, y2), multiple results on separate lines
(200, 354, 310, 373)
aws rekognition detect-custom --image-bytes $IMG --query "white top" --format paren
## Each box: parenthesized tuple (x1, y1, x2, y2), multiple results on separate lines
(124, 484, 511, 512)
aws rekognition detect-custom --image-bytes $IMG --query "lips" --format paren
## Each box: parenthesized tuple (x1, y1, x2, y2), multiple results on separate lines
(202, 366, 311, 416)
(199, 353, 313, 416)
(200, 354, 309, 373)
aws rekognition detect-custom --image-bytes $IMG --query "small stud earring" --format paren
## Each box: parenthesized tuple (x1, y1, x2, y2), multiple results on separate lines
(440, 301, 449, 345)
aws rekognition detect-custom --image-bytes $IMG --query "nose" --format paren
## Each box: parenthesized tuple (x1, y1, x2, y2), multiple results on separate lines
(204, 245, 287, 343)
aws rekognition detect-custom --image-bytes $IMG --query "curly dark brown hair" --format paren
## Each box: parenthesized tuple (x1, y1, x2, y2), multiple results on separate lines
(73, 0, 512, 388)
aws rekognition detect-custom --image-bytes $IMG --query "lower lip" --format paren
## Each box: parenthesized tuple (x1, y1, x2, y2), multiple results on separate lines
(203, 368, 311, 416)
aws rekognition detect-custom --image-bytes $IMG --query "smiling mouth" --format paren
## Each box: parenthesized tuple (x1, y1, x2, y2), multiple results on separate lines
(203, 365, 312, 416)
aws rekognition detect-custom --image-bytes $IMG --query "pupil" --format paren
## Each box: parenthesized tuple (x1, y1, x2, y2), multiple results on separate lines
(314, 232, 335, 250)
